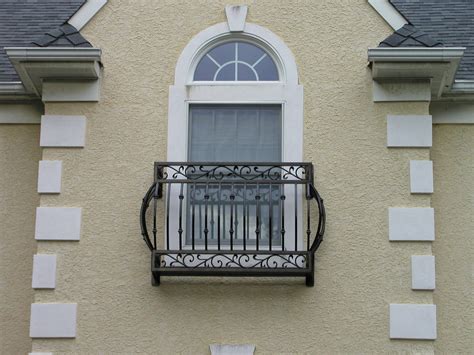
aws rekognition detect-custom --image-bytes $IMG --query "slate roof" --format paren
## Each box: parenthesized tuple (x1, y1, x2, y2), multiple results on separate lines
(390, 0, 474, 81)
(32, 24, 91, 48)
(0, 0, 87, 82)
(380, 24, 443, 48)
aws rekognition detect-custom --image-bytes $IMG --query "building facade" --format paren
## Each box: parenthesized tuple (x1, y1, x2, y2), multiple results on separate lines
(0, 0, 472, 354)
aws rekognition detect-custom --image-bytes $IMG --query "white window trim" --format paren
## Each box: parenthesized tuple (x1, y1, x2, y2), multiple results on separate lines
(167, 21, 304, 251)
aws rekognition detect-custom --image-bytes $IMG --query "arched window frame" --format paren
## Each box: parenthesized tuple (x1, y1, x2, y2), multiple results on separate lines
(167, 20, 304, 251)
(168, 22, 303, 163)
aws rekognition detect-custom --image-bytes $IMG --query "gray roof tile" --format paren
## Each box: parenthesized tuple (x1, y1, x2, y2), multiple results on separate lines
(390, 0, 474, 80)
(380, 24, 444, 47)
(32, 24, 92, 48)
(0, 0, 86, 82)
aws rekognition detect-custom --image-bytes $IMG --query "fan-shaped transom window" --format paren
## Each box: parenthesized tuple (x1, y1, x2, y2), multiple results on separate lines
(194, 41, 279, 81)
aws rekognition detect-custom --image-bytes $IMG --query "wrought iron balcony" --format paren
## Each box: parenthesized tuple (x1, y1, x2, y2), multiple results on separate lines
(140, 162, 325, 286)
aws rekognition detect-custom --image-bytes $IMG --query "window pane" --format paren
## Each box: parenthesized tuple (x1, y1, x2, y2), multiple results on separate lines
(238, 42, 265, 66)
(208, 42, 235, 65)
(194, 55, 218, 81)
(237, 63, 257, 81)
(193, 41, 279, 81)
(215, 63, 235, 81)
(189, 104, 281, 162)
(254, 55, 279, 81)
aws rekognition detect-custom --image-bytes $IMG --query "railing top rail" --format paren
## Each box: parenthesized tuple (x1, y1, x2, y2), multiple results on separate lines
(153, 162, 314, 184)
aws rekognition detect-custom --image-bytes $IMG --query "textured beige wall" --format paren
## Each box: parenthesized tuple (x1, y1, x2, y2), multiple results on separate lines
(33, 1, 436, 353)
(0, 125, 40, 354)
(432, 125, 473, 354)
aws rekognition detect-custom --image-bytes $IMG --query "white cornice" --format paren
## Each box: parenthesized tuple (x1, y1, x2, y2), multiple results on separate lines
(2, 47, 102, 100)
(368, 0, 407, 30)
(368, 47, 466, 99)
(68, 0, 107, 30)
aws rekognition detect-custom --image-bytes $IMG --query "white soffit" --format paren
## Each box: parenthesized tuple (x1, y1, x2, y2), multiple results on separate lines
(410, 160, 433, 194)
(368, 0, 407, 30)
(40, 115, 86, 147)
(35, 207, 82, 241)
(411, 255, 436, 290)
(30, 303, 77, 338)
(390, 304, 437, 339)
(389, 207, 435, 241)
(387, 115, 432, 147)
(68, 0, 108, 31)
(225, 5, 248, 32)
(32, 254, 57, 289)
(38, 160, 62, 194)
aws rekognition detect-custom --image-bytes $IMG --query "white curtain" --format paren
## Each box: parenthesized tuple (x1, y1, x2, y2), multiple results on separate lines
(189, 105, 281, 162)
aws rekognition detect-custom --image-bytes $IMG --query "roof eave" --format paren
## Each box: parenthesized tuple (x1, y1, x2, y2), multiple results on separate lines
(3, 47, 102, 98)
(368, 47, 467, 99)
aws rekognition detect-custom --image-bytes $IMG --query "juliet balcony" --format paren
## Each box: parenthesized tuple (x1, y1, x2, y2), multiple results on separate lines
(140, 162, 325, 286)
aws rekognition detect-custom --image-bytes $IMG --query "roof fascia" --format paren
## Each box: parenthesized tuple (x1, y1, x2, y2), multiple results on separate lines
(68, 0, 107, 31)
(368, 0, 408, 30)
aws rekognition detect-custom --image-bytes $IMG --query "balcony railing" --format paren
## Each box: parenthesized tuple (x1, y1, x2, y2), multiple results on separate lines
(140, 162, 325, 286)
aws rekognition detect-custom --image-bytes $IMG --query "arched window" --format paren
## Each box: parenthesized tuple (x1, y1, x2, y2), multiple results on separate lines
(194, 41, 279, 81)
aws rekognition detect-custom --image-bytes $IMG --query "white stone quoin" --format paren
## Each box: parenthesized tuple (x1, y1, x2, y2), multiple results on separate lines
(35, 207, 82, 241)
(410, 160, 434, 194)
(40, 115, 86, 147)
(390, 304, 437, 339)
(32, 254, 57, 289)
(30, 303, 77, 338)
(411, 255, 436, 290)
(386, 115, 432, 147)
(389, 207, 435, 241)
(37, 160, 62, 193)
(210, 344, 255, 355)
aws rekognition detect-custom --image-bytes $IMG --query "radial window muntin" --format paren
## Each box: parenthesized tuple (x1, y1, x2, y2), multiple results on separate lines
(193, 40, 281, 82)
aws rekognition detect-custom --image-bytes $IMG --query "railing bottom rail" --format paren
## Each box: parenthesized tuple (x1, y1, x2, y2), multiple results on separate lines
(151, 250, 315, 286)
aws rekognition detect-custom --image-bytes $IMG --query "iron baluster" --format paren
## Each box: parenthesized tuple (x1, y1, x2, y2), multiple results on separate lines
(306, 194, 311, 251)
(255, 183, 261, 251)
(280, 193, 286, 250)
(268, 183, 273, 251)
(152, 182, 158, 250)
(243, 183, 247, 251)
(229, 183, 235, 250)
(166, 182, 171, 249)
(217, 182, 221, 251)
(294, 184, 298, 251)
(204, 183, 209, 250)
(191, 182, 196, 249)
(178, 183, 184, 249)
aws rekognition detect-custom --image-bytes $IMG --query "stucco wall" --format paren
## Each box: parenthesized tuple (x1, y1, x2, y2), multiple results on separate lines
(432, 125, 473, 354)
(0, 125, 39, 354)
(33, 1, 437, 353)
